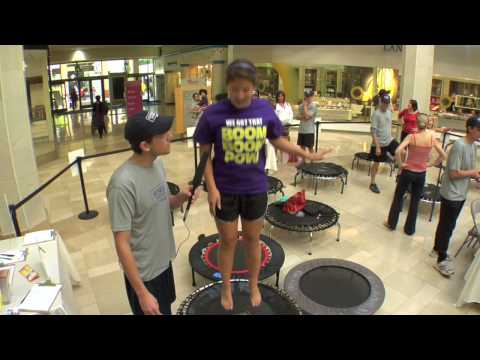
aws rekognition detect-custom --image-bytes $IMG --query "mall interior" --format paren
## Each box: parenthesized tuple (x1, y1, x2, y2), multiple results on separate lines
(1, 44, 480, 315)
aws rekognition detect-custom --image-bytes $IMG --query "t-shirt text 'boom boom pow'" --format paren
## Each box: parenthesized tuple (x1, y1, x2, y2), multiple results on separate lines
(222, 117, 267, 165)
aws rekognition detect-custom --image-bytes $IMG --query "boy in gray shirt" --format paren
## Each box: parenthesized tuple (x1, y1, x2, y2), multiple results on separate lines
(432, 116, 480, 277)
(107, 111, 199, 315)
(297, 90, 317, 165)
(369, 93, 399, 194)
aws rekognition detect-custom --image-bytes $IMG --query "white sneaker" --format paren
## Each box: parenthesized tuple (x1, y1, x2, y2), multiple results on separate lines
(429, 249, 452, 261)
(434, 260, 455, 277)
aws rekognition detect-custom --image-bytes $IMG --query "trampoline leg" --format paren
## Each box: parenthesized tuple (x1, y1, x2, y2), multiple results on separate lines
(336, 222, 341, 242)
(314, 178, 318, 195)
(275, 271, 280, 288)
(351, 156, 356, 170)
(308, 232, 313, 256)
(345, 173, 348, 186)
(340, 178, 345, 194)
(191, 267, 196, 287)
(294, 172, 299, 186)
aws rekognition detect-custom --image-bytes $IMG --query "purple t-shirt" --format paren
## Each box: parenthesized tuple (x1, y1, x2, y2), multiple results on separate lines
(194, 98, 284, 194)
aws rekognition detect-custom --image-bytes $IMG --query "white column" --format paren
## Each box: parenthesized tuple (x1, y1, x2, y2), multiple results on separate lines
(227, 45, 235, 64)
(212, 61, 226, 99)
(0, 46, 47, 235)
(400, 45, 435, 113)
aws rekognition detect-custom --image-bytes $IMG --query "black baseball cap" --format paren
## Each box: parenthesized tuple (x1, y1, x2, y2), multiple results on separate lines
(466, 116, 480, 129)
(304, 90, 315, 98)
(124, 111, 173, 145)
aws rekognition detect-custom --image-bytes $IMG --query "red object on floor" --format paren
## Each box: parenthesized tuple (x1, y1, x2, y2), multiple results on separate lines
(283, 190, 306, 214)
(288, 153, 298, 163)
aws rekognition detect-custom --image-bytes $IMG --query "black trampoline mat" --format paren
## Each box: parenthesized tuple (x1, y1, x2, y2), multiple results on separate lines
(190, 234, 285, 281)
(422, 184, 441, 201)
(183, 281, 300, 315)
(266, 201, 339, 231)
(204, 240, 270, 274)
(299, 162, 347, 177)
(299, 266, 371, 308)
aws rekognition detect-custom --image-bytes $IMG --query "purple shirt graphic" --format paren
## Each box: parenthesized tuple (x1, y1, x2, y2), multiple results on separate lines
(194, 98, 284, 194)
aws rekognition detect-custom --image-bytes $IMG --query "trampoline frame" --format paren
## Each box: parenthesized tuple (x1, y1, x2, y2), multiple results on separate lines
(267, 175, 285, 200)
(265, 201, 341, 256)
(177, 278, 303, 315)
(284, 258, 385, 315)
(351, 152, 395, 177)
(189, 233, 285, 288)
(167, 182, 183, 226)
(293, 163, 348, 195)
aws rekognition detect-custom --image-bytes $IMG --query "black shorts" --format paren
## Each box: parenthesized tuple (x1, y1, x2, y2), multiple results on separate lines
(297, 133, 315, 148)
(124, 262, 176, 315)
(216, 193, 268, 223)
(370, 139, 399, 163)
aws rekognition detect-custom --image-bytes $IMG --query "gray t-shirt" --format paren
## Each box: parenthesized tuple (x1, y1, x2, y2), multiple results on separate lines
(371, 109, 393, 146)
(440, 138, 477, 201)
(299, 102, 317, 134)
(107, 158, 176, 282)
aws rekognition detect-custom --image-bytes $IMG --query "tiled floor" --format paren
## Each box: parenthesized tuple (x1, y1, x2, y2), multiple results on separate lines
(25, 126, 480, 315)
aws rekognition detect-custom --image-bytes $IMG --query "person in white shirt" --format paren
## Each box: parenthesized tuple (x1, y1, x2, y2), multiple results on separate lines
(275, 91, 294, 163)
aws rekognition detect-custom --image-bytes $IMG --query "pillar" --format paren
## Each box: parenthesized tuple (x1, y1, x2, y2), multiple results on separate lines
(133, 59, 140, 74)
(298, 66, 305, 98)
(400, 45, 435, 113)
(180, 64, 190, 85)
(212, 60, 226, 100)
(227, 45, 235, 64)
(0, 46, 47, 236)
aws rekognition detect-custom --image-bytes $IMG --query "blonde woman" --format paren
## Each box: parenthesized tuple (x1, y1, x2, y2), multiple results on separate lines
(384, 113, 446, 235)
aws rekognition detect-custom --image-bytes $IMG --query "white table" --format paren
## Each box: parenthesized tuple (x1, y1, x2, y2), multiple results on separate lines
(457, 247, 480, 307)
(0, 232, 80, 315)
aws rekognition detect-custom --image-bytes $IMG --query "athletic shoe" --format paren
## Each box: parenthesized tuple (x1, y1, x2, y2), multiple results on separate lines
(434, 260, 455, 277)
(369, 183, 380, 194)
(429, 249, 452, 261)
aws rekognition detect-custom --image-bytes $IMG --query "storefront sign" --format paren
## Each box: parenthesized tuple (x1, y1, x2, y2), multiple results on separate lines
(126, 80, 142, 118)
(384, 45, 403, 52)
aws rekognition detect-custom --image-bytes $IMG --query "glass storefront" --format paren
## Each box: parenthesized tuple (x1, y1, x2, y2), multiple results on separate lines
(48, 57, 159, 113)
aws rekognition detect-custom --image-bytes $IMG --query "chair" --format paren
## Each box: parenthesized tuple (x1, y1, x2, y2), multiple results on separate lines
(455, 199, 480, 257)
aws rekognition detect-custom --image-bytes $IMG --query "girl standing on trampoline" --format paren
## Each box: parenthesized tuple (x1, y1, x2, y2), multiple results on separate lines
(194, 59, 332, 310)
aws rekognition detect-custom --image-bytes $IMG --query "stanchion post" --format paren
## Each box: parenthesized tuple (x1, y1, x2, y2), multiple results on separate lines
(8, 204, 21, 237)
(77, 157, 99, 220)
(315, 121, 320, 152)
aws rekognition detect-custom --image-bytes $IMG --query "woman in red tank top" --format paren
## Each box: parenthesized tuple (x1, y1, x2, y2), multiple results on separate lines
(384, 113, 446, 235)
(398, 99, 419, 142)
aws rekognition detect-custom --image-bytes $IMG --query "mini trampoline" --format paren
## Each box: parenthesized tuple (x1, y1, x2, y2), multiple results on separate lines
(189, 233, 285, 287)
(167, 182, 182, 226)
(265, 200, 340, 255)
(294, 162, 348, 194)
(404, 183, 442, 205)
(351, 152, 394, 177)
(267, 175, 285, 197)
(177, 279, 302, 315)
(284, 259, 385, 315)
(420, 183, 442, 204)
(167, 182, 180, 196)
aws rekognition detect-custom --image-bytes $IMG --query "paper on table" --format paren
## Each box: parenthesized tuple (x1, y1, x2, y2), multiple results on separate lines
(0, 249, 27, 266)
(23, 230, 56, 246)
(18, 284, 62, 313)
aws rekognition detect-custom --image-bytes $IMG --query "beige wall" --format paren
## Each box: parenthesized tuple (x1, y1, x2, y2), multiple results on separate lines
(233, 45, 480, 84)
